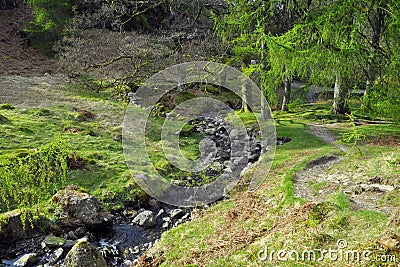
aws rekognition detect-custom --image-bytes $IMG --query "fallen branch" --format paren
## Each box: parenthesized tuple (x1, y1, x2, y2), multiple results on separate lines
(86, 55, 134, 71)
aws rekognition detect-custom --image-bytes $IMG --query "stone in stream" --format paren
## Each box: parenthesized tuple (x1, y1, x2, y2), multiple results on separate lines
(64, 239, 107, 267)
(51, 185, 114, 230)
(45, 247, 64, 264)
(169, 209, 184, 219)
(73, 226, 87, 239)
(41, 234, 65, 249)
(132, 210, 156, 228)
(123, 209, 138, 219)
(13, 253, 38, 267)
(68, 230, 78, 240)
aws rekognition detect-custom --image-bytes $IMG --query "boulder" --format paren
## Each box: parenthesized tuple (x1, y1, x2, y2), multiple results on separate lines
(45, 247, 64, 264)
(64, 239, 107, 267)
(132, 210, 156, 228)
(14, 253, 38, 267)
(0, 211, 32, 244)
(52, 185, 113, 230)
(169, 209, 184, 219)
(41, 234, 65, 249)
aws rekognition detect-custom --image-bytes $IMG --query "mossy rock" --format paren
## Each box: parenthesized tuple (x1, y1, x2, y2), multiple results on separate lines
(64, 239, 107, 267)
(14, 253, 38, 266)
(41, 234, 66, 249)
(0, 210, 32, 243)
(51, 185, 113, 229)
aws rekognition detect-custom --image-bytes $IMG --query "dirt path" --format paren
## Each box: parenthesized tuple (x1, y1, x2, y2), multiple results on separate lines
(294, 124, 396, 215)
(308, 124, 348, 152)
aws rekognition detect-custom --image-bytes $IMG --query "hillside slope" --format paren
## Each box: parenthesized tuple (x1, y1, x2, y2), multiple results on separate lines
(0, 1, 56, 75)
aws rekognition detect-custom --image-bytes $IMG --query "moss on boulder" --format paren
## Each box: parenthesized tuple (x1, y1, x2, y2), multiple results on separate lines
(64, 239, 107, 267)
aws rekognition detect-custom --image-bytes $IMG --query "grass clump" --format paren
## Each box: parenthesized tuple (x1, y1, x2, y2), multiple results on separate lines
(0, 103, 15, 110)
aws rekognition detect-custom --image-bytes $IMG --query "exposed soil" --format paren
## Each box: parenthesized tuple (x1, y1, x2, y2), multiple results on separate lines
(294, 124, 398, 215)
(367, 135, 400, 148)
(308, 124, 348, 152)
(0, 2, 57, 75)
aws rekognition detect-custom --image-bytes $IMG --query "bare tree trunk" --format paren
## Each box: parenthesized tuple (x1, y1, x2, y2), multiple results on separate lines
(365, 7, 384, 97)
(260, 40, 268, 121)
(241, 80, 249, 112)
(260, 83, 268, 121)
(176, 40, 185, 92)
(332, 71, 348, 114)
(281, 75, 291, 111)
(365, 51, 378, 97)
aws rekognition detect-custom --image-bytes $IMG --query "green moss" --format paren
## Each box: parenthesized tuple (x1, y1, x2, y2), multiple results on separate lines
(307, 202, 339, 226)
(0, 114, 9, 124)
(0, 103, 15, 110)
(42, 234, 66, 248)
(65, 239, 107, 267)
(1, 149, 33, 160)
(34, 108, 52, 116)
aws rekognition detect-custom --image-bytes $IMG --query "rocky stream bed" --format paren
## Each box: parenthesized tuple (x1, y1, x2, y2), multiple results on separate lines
(0, 185, 193, 267)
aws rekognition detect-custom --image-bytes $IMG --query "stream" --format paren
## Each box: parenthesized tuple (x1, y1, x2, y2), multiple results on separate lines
(0, 205, 193, 267)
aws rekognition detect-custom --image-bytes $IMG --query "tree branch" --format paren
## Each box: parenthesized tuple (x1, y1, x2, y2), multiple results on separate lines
(86, 55, 134, 71)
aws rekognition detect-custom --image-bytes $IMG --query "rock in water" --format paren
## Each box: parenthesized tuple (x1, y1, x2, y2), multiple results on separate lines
(64, 239, 107, 267)
(14, 253, 38, 267)
(52, 185, 113, 230)
(41, 234, 66, 249)
(132, 210, 156, 228)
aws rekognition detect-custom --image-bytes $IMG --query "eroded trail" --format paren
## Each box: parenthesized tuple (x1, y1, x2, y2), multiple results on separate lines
(294, 124, 397, 215)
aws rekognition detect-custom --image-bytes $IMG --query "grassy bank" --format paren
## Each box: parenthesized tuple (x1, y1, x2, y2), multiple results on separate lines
(139, 104, 400, 266)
